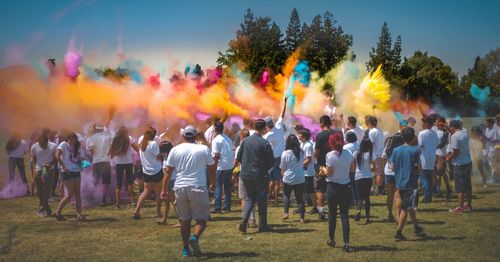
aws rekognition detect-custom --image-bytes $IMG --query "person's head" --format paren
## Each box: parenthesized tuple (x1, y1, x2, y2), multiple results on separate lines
(368, 116, 378, 128)
(319, 115, 332, 129)
(214, 122, 224, 134)
(294, 124, 305, 132)
(471, 126, 483, 138)
(436, 116, 446, 129)
(5, 132, 22, 153)
(110, 127, 131, 156)
(297, 129, 311, 143)
(239, 128, 250, 140)
(357, 138, 373, 166)
(401, 127, 415, 144)
(67, 132, 81, 157)
(243, 118, 254, 129)
(422, 116, 434, 130)
(140, 126, 157, 151)
(346, 116, 357, 129)
(264, 116, 274, 130)
(159, 141, 173, 159)
(345, 131, 357, 144)
(254, 119, 266, 134)
(328, 131, 344, 153)
(206, 115, 220, 127)
(486, 118, 494, 128)
(408, 117, 416, 127)
(182, 125, 197, 143)
(38, 131, 49, 149)
(364, 115, 372, 127)
(285, 134, 301, 161)
(449, 119, 462, 134)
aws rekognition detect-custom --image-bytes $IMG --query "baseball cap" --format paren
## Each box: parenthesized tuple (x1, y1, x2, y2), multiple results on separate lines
(182, 125, 197, 138)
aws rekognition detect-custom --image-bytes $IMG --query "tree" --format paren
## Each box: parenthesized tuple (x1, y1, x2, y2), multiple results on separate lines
(399, 51, 459, 103)
(367, 22, 402, 82)
(217, 9, 285, 82)
(285, 8, 302, 57)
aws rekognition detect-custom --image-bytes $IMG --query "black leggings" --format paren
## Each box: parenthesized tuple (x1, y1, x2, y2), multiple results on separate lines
(283, 182, 305, 219)
(355, 178, 373, 218)
(327, 182, 351, 243)
(116, 163, 134, 189)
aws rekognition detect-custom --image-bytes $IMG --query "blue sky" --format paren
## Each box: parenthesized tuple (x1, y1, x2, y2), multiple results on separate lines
(1, 0, 499, 75)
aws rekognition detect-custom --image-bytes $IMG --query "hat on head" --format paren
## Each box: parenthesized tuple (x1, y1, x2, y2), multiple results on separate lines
(264, 116, 274, 127)
(182, 125, 197, 138)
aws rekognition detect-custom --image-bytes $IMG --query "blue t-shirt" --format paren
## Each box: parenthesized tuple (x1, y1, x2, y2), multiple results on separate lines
(389, 145, 419, 190)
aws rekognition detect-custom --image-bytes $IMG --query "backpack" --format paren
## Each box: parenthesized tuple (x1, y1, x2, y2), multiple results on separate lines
(437, 130, 449, 150)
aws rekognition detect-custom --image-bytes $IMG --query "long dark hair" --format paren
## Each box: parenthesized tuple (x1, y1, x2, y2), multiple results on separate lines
(159, 141, 173, 159)
(140, 127, 157, 151)
(285, 134, 301, 161)
(67, 132, 81, 162)
(5, 133, 21, 153)
(110, 127, 130, 157)
(357, 138, 373, 167)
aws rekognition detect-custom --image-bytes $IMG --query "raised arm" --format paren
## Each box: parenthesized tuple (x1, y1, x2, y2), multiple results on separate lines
(280, 96, 288, 119)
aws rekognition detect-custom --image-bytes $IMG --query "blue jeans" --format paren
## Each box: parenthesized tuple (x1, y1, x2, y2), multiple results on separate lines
(420, 169, 433, 199)
(242, 176, 268, 230)
(214, 169, 233, 211)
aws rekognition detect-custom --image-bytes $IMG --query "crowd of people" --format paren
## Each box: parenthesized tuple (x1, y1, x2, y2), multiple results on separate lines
(4, 101, 500, 257)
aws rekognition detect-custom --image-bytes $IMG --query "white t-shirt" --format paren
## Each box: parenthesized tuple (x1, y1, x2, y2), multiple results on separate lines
(57, 141, 84, 172)
(7, 139, 28, 158)
(163, 160, 176, 181)
(325, 149, 354, 184)
(280, 150, 305, 185)
(485, 126, 498, 152)
(263, 117, 285, 158)
(345, 126, 365, 142)
(113, 136, 136, 165)
(300, 140, 315, 177)
(418, 129, 439, 170)
(204, 125, 216, 145)
(86, 130, 113, 164)
(435, 128, 447, 156)
(211, 134, 235, 170)
(369, 127, 385, 157)
(166, 143, 215, 188)
(384, 161, 394, 176)
(354, 152, 374, 180)
(139, 141, 162, 175)
(31, 142, 57, 171)
(343, 141, 360, 155)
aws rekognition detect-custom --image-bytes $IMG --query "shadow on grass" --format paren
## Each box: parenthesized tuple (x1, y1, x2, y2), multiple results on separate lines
(84, 217, 118, 223)
(271, 228, 316, 234)
(0, 225, 20, 255)
(209, 216, 241, 222)
(416, 220, 446, 225)
(354, 245, 398, 252)
(471, 207, 500, 213)
(409, 235, 465, 242)
(418, 208, 449, 213)
(201, 251, 259, 260)
(475, 190, 496, 195)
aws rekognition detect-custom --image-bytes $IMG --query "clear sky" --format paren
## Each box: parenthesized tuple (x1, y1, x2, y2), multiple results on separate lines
(1, 0, 499, 75)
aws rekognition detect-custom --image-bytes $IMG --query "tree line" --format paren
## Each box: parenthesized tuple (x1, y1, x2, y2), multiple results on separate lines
(217, 8, 499, 116)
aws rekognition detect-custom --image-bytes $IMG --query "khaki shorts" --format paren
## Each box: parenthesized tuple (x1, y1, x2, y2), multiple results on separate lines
(174, 186, 210, 221)
(374, 157, 384, 177)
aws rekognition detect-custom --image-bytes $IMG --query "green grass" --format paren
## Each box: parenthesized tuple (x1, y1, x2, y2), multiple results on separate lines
(1, 182, 500, 261)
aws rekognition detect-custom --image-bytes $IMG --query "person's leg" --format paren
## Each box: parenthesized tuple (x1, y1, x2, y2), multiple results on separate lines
(420, 169, 432, 201)
(294, 184, 305, 220)
(181, 219, 192, 249)
(222, 170, 232, 211)
(134, 182, 152, 217)
(193, 220, 207, 238)
(124, 164, 135, 205)
(34, 171, 44, 210)
(8, 157, 16, 182)
(43, 171, 55, 213)
(15, 158, 28, 185)
(364, 182, 371, 221)
(282, 183, 292, 216)
(102, 162, 111, 205)
(386, 182, 395, 220)
(74, 177, 82, 216)
(115, 164, 125, 208)
(327, 183, 338, 242)
(476, 159, 486, 186)
(256, 177, 269, 230)
(213, 170, 223, 211)
(155, 182, 162, 217)
(55, 178, 73, 216)
(241, 178, 257, 227)
(339, 185, 351, 244)
(349, 172, 357, 205)
(397, 209, 408, 232)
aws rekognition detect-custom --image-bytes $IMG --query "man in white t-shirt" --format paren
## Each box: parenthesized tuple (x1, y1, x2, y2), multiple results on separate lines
(434, 116, 452, 199)
(31, 132, 57, 217)
(86, 124, 113, 206)
(418, 117, 439, 202)
(367, 116, 385, 194)
(484, 118, 498, 181)
(211, 122, 235, 213)
(161, 125, 215, 258)
(345, 116, 365, 142)
(297, 129, 317, 213)
(264, 97, 287, 204)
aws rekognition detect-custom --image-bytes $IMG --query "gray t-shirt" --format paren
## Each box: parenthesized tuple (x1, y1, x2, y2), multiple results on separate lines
(450, 129, 472, 166)
(279, 150, 305, 185)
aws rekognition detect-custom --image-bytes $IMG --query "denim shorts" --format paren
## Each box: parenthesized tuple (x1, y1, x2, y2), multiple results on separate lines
(454, 163, 472, 193)
(269, 157, 281, 181)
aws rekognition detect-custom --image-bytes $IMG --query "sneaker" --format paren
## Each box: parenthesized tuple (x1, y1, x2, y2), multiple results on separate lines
(210, 209, 222, 214)
(388, 214, 395, 222)
(395, 232, 407, 241)
(449, 207, 464, 214)
(189, 235, 201, 257)
(222, 209, 231, 213)
(319, 213, 326, 221)
(354, 212, 361, 221)
(45, 207, 52, 217)
(343, 243, 352, 252)
(238, 223, 247, 234)
(38, 208, 47, 218)
(463, 204, 472, 212)
(364, 219, 371, 225)
(281, 214, 289, 220)
(414, 225, 425, 237)
(248, 220, 258, 228)
(55, 213, 66, 221)
(130, 202, 136, 207)
(258, 226, 273, 233)
(327, 239, 336, 247)
(292, 209, 300, 214)
(308, 207, 319, 214)
(181, 247, 190, 257)
(114, 205, 121, 210)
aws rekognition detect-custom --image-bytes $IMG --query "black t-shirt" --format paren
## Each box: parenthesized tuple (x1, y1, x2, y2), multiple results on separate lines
(314, 128, 341, 166)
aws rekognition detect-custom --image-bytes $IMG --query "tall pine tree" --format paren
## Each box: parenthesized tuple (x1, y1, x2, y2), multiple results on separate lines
(285, 8, 302, 56)
(367, 22, 402, 82)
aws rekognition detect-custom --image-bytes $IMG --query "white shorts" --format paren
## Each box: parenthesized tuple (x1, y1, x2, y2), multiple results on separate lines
(174, 186, 210, 221)
(238, 178, 248, 199)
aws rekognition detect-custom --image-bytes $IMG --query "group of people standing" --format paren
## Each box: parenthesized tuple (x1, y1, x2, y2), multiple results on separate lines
(4, 102, 500, 257)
